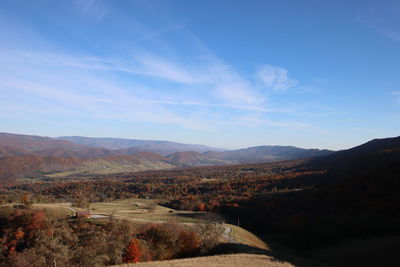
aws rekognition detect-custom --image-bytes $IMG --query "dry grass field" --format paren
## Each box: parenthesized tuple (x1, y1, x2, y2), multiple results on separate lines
(33, 199, 212, 225)
(28, 203, 75, 219)
(229, 225, 269, 250)
(88, 198, 210, 223)
(87, 199, 277, 250)
(115, 253, 295, 267)
(45, 160, 175, 178)
(31, 200, 328, 267)
(32, 198, 271, 250)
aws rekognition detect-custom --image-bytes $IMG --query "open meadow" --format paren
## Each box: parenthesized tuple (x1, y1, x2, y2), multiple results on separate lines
(32, 197, 268, 250)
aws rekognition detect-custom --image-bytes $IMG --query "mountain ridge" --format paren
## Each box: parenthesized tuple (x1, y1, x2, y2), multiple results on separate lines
(56, 136, 222, 155)
(0, 132, 335, 179)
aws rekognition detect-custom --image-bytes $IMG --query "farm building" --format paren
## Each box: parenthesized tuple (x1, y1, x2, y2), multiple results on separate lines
(76, 211, 90, 219)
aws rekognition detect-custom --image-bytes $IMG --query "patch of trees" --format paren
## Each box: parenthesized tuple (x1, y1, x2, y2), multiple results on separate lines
(220, 160, 400, 250)
(2, 160, 323, 211)
(0, 207, 219, 266)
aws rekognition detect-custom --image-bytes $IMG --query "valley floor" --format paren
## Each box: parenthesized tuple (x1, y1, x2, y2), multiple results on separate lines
(32, 199, 269, 248)
(35, 199, 331, 267)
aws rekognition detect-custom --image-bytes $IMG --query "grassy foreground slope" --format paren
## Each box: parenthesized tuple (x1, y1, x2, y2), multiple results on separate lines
(33, 198, 268, 250)
(33, 198, 270, 254)
(115, 253, 295, 267)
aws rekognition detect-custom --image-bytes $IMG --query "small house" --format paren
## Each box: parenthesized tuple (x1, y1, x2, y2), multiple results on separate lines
(76, 211, 90, 219)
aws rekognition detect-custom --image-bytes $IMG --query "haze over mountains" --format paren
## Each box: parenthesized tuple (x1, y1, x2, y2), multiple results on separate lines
(0, 132, 333, 161)
(56, 136, 221, 155)
(0, 132, 333, 179)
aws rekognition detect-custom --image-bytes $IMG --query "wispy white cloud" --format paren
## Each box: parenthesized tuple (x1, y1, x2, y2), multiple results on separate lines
(256, 65, 298, 91)
(0, 0, 320, 136)
(134, 55, 199, 84)
(2, 80, 113, 106)
(137, 99, 284, 112)
(0, 48, 316, 132)
(133, 22, 187, 43)
(222, 114, 312, 129)
(0, 78, 215, 131)
(1, 50, 267, 107)
(206, 61, 265, 105)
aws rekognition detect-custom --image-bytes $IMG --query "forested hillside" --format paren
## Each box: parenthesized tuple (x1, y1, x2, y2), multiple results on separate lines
(0, 132, 333, 179)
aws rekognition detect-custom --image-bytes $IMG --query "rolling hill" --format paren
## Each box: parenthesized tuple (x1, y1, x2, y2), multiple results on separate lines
(0, 153, 176, 180)
(0, 132, 335, 179)
(227, 135, 400, 253)
(311, 136, 400, 166)
(204, 145, 333, 163)
(0, 132, 86, 151)
(307, 135, 400, 179)
(166, 151, 228, 166)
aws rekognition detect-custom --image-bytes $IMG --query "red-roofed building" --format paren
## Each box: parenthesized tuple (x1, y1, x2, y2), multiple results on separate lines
(76, 211, 90, 219)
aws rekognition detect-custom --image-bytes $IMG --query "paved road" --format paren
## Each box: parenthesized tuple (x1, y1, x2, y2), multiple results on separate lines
(64, 206, 77, 213)
(222, 225, 238, 243)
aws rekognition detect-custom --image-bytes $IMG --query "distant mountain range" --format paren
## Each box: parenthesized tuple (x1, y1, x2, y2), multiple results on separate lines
(56, 136, 222, 155)
(0, 132, 86, 152)
(0, 132, 334, 179)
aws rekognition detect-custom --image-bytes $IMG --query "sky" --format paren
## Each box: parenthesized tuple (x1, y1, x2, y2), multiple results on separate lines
(0, 0, 399, 150)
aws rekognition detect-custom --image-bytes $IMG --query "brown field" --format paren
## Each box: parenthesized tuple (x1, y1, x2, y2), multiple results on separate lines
(32, 199, 331, 267)
(114, 253, 295, 267)
(45, 159, 175, 177)
(26, 201, 330, 267)
(88, 198, 211, 223)
(31, 203, 74, 218)
(229, 225, 269, 250)
(32, 198, 272, 251)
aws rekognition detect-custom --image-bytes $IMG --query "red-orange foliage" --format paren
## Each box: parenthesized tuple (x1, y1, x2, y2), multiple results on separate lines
(20, 194, 30, 205)
(124, 238, 142, 263)
(145, 184, 151, 193)
(28, 211, 46, 231)
(197, 202, 205, 211)
(7, 245, 16, 256)
(226, 203, 239, 208)
(15, 227, 24, 240)
(178, 231, 200, 257)
(208, 200, 220, 210)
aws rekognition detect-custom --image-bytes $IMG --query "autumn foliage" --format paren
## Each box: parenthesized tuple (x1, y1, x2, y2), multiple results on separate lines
(197, 202, 205, 211)
(124, 238, 142, 263)
(0, 206, 219, 266)
(178, 231, 200, 257)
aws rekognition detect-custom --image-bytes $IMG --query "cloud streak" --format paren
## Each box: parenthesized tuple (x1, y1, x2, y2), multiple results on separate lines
(0, 46, 315, 133)
(1, 50, 270, 106)
(256, 65, 298, 91)
(0, 0, 319, 138)
(0, 48, 309, 133)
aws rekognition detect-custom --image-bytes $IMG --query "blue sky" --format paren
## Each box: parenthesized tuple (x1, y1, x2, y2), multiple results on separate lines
(0, 0, 399, 150)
